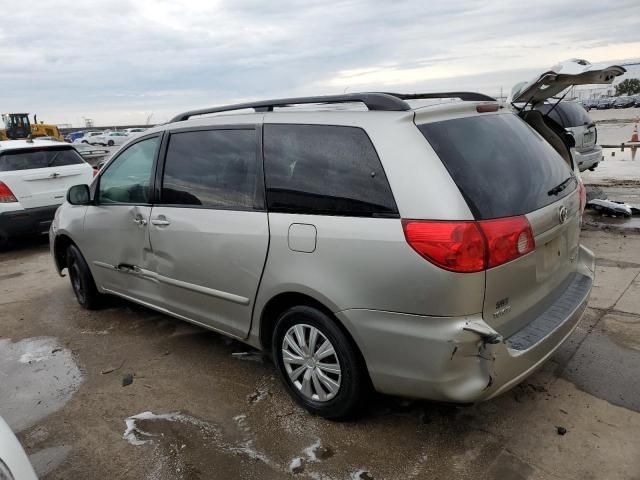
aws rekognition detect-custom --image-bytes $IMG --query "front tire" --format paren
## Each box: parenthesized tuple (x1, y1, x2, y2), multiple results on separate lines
(272, 305, 368, 420)
(107, 140, 114, 146)
(66, 244, 103, 309)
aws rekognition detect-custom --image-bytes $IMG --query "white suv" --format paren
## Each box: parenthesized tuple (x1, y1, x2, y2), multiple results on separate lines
(73, 131, 103, 144)
(0, 140, 94, 247)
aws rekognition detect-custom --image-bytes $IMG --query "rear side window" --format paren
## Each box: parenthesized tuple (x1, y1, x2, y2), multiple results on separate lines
(0, 147, 84, 172)
(264, 124, 397, 217)
(418, 114, 576, 220)
(161, 129, 259, 209)
(536, 102, 592, 128)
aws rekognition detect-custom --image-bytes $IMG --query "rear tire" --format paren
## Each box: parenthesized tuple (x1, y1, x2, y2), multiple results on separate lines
(589, 162, 599, 171)
(66, 244, 103, 309)
(272, 305, 368, 420)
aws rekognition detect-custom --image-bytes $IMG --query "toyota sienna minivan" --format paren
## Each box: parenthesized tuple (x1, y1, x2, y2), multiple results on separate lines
(50, 68, 622, 418)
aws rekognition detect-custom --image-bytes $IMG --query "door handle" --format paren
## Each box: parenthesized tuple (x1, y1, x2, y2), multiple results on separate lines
(151, 219, 171, 226)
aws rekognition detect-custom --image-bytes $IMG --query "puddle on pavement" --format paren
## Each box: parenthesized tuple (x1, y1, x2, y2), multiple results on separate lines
(0, 337, 83, 432)
(602, 314, 640, 352)
(122, 410, 281, 478)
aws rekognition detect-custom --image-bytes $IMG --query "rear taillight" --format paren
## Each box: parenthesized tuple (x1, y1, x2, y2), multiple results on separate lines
(402, 216, 535, 273)
(477, 216, 535, 268)
(0, 181, 17, 203)
(402, 220, 485, 272)
(92, 166, 99, 177)
(578, 181, 586, 215)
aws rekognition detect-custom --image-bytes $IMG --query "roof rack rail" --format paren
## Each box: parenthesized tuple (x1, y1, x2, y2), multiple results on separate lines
(169, 91, 497, 123)
(169, 93, 411, 122)
(382, 92, 497, 102)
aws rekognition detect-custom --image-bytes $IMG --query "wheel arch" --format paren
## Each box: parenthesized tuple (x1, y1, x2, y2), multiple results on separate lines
(53, 233, 77, 274)
(258, 291, 370, 374)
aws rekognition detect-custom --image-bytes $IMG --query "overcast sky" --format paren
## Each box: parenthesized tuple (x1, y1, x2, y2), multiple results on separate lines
(1, 0, 638, 126)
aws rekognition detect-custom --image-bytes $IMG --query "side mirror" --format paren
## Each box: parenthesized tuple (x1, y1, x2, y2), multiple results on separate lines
(67, 184, 91, 205)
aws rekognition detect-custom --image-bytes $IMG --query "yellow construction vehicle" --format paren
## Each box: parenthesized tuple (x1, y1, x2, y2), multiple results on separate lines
(0, 113, 64, 141)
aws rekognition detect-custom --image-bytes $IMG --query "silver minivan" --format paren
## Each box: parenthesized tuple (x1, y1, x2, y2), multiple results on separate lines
(51, 89, 604, 419)
(535, 101, 602, 171)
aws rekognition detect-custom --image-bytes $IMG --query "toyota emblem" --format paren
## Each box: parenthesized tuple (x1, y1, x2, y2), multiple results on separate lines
(558, 206, 568, 224)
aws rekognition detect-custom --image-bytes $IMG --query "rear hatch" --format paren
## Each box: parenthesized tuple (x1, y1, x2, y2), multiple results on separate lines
(0, 145, 93, 209)
(418, 112, 580, 337)
(511, 59, 626, 105)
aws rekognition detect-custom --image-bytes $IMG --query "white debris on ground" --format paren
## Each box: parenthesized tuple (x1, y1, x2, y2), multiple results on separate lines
(79, 329, 110, 335)
(123, 411, 218, 446)
(289, 456, 304, 473)
(351, 469, 373, 480)
(230, 413, 279, 467)
(303, 438, 323, 462)
(231, 351, 265, 363)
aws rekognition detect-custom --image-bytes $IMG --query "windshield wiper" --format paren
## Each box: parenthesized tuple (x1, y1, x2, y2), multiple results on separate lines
(548, 176, 575, 196)
(47, 151, 62, 167)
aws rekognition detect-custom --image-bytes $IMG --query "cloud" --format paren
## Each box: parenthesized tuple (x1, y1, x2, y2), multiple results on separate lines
(0, 0, 638, 125)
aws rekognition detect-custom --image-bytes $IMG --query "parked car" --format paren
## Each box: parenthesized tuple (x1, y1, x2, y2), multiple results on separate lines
(535, 101, 602, 171)
(65, 131, 87, 143)
(632, 95, 640, 107)
(596, 98, 614, 109)
(72, 143, 111, 164)
(0, 139, 94, 247)
(580, 99, 598, 111)
(614, 96, 635, 108)
(124, 127, 148, 136)
(73, 131, 103, 144)
(91, 131, 129, 146)
(51, 87, 600, 419)
(0, 416, 37, 480)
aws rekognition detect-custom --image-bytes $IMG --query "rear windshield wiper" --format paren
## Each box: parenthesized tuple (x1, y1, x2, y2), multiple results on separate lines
(548, 176, 575, 196)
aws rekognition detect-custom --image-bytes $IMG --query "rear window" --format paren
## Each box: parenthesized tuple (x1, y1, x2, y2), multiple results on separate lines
(264, 124, 397, 217)
(0, 147, 85, 172)
(418, 114, 576, 220)
(535, 102, 592, 128)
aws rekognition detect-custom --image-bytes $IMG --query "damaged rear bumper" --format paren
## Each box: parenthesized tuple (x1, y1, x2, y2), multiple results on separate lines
(337, 245, 595, 403)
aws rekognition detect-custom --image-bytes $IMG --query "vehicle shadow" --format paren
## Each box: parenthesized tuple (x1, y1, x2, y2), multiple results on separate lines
(0, 233, 50, 257)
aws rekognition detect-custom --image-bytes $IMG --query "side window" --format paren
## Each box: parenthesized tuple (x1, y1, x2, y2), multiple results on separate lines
(98, 136, 159, 204)
(160, 129, 259, 209)
(263, 124, 397, 217)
